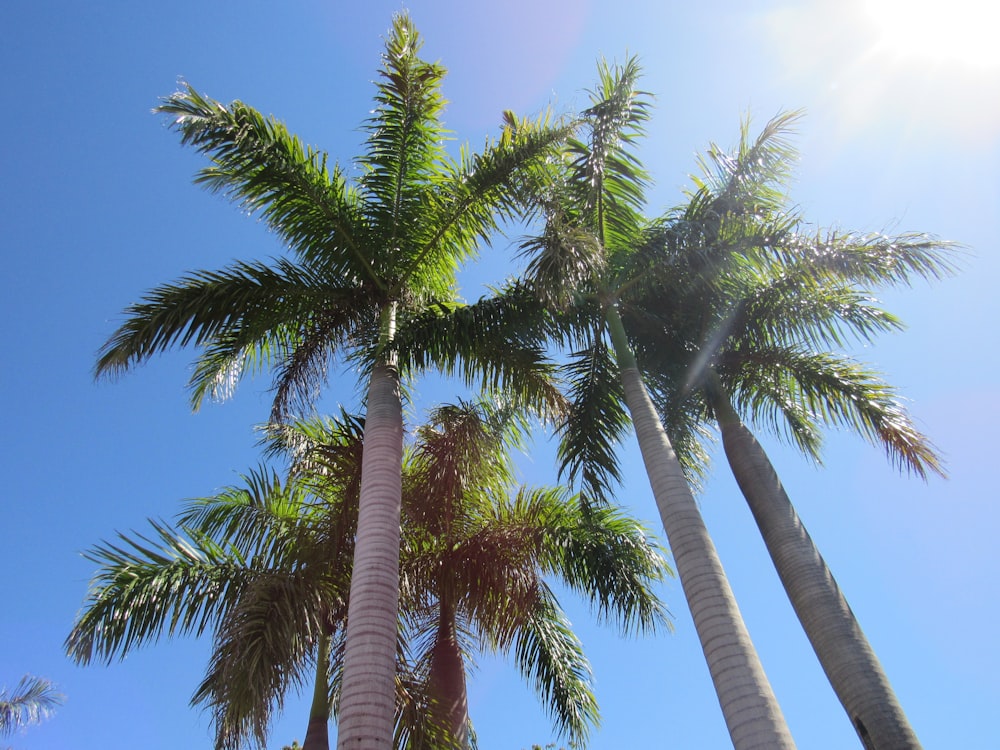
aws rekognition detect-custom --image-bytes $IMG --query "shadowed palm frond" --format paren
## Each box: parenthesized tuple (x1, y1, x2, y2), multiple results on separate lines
(556, 341, 629, 505)
(540, 501, 671, 635)
(393, 286, 568, 421)
(192, 571, 336, 750)
(510, 584, 599, 748)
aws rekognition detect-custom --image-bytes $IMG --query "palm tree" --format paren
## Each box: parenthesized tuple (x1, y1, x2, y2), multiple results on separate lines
(94, 15, 568, 749)
(0, 675, 64, 740)
(628, 114, 955, 748)
(68, 405, 669, 750)
(520, 59, 797, 749)
(66, 433, 363, 750)
(395, 401, 669, 749)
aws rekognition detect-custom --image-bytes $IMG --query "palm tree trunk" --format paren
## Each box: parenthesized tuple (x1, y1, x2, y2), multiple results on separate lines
(304, 630, 333, 750)
(336, 362, 404, 750)
(607, 307, 796, 750)
(710, 383, 922, 749)
(426, 604, 469, 749)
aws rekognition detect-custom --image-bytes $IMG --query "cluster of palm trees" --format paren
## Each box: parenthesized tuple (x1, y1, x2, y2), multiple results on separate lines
(67, 402, 668, 750)
(69, 13, 954, 750)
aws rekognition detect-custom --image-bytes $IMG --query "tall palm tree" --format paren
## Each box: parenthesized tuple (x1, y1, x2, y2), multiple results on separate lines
(0, 675, 64, 739)
(627, 114, 955, 748)
(94, 15, 568, 749)
(521, 59, 797, 749)
(68, 405, 669, 750)
(66, 442, 362, 750)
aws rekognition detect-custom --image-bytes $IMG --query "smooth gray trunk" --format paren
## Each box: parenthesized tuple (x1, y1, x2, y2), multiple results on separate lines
(616, 367, 796, 749)
(716, 399, 922, 749)
(605, 304, 795, 749)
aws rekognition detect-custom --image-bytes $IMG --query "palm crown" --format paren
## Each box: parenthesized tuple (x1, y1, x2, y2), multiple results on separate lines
(96, 15, 565, 418)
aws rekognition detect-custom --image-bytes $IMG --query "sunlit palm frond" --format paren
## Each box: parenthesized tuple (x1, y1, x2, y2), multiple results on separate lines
(156, 84, 372, 285)
(566, 56, 651, 252)
(394, 287, 568, 421)
(95, 260, 320, 384)
(771, 228, 960, 289)
(726, 347, 942, 477)
(0, 676, 64, 738)
(722, 262, 904, 351)
(691, 110, 802, 219)
(357, 15, 451, 285)
(406, 111, 573, 298)
(66, 521, 258, 665)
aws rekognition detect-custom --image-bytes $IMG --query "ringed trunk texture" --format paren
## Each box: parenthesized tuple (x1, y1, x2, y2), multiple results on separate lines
(619, 366, 796, 749)
(717, 408, 922, 750)
(426, 611, 469, 749)
(336, 364, 404, 750)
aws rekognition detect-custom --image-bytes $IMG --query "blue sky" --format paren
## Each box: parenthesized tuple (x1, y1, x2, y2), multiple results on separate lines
(2, 0, 998, 748)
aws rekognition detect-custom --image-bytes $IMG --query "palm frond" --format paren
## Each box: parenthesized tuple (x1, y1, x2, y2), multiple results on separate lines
(359, 14, 449, 279)
(556, 340, 629, 505)
(510, 585, 599, 747)
(691, 110, 802, 218)
(176, 467, 321, 564)
(771, 228, 961, 288)
(541, 500, 672, 636)
(722, 347, 944, 477)
(96, 260, 319, 380)
(566, 56, 651, 252)
(394, 286, 568, 420)
(192, 571, 332, 750)
(156, 85, 375, 286)
(403, 110, 574, 299)
(66, 521, 259, 664)
(0, 676, 64, 737)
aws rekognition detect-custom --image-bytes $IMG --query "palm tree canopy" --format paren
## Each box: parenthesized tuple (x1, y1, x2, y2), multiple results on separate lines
(397, 401, 670, 749)
(624, 111, 959, 477)
(522, 60, 957, 493)
(95, 13, 571, 422)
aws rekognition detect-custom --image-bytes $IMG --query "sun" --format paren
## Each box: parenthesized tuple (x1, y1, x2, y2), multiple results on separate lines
(862, 0, 1000, 69)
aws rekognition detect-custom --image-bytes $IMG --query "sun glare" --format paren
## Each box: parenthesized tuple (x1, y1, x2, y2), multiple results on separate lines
(863, 0, 1000, 69)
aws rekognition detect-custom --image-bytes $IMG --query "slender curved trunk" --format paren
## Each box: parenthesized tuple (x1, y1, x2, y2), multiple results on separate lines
(304, 630, 333, 750)
(607, 307, 796, 750)
(336, 362, 404, 750)
(425, 603, 469, 749)
(710, 383, 922, 750)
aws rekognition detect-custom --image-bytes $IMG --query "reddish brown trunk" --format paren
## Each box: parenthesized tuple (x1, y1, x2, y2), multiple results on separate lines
(426, 610, 469, 749)
(303, 715, 330, 750)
